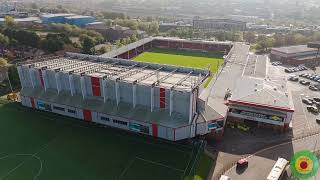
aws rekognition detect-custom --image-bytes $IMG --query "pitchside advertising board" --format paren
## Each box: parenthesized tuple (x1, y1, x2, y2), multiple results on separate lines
(36, 101, 52, 111)
(208, 122, 217, 130)
(129, 122, 150, 134)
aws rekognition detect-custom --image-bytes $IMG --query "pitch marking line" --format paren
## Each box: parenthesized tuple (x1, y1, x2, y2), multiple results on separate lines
(0, 154, 43, 180)
(135, 157, 184, 172)
(117, 158, 136, 180)
(0, 134, 60, 180)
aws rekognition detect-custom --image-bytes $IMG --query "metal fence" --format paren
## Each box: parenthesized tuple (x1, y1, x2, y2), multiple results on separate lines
(181, 138, 207, 180)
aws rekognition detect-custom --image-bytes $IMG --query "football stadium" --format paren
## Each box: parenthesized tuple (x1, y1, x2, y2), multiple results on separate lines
(18, 37, 232, 142)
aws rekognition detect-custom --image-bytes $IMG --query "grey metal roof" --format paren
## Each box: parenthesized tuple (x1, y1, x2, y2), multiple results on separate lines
(272, 45, 317, 54)
(206, 43, 250, 120)
(229, 77, 294, 110)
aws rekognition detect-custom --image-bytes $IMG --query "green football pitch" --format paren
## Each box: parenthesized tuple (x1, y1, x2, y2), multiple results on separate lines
(0, 102, 213, 180)
(134, 48, 224, 87)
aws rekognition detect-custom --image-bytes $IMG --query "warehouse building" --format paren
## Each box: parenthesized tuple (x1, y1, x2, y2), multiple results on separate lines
(270, 45, 320, 66)
(193, 18, 246, 31)
(65, 15, 96, 27)
(41, 13, 95, 27)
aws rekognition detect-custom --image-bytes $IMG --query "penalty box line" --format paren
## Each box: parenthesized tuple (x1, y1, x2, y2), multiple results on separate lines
(117, 156, 184, 180)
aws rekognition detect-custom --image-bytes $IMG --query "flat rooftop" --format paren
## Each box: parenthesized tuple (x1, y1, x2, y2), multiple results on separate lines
(24, 54, 209, 91)
(206, 43, 250, 120)
(229, 77, 294, 111)
(272, 45, 317, 54)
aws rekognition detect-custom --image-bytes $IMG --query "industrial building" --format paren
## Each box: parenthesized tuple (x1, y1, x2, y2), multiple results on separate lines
(193, 18, 246, 31)
(270, 45, 320, 66)
(40, 13, 95, 27)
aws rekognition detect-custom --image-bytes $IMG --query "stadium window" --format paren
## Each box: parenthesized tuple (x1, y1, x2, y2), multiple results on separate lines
(53, 106, 65, 111)
(67, 109, 76, 114)
(101, 116, 110, 121)
(113, 119, 128, 126)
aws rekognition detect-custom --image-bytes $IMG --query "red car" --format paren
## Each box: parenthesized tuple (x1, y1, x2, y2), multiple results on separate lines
(237, 158, 249, 168)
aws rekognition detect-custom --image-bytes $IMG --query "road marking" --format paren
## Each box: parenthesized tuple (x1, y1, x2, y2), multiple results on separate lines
(253, 55, 258, 76)
(224, 133, 320, 175)
(241, 54, 250, 77)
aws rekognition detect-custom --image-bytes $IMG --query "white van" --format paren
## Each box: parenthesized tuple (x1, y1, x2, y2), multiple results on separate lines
(219, 175, 230, 180)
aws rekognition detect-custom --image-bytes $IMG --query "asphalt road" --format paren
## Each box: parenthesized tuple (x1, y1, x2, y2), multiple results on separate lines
(226, 133, 320, 180)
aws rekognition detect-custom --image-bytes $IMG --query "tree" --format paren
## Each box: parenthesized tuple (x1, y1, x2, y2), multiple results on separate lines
(81, 36, 96, 55)
(0, 58, 7, 66)
(98, 45, 108, 54)
(7, 65, 21, 90)
(4, 16, 15, 28)
(0, 33, 9, 49)
(130, 34, 138, 43)
(243, 31, 256, 44)
(121, 38, 127, 45)
(116, 40, 122, 48)
(126, 37, 131, 44)
(31, 2, 38, 9)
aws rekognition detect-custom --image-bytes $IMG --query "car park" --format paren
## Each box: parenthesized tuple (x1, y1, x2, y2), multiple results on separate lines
(302, 98, 313, 105)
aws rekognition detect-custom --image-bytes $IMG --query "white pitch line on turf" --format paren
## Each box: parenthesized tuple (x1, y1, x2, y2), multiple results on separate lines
(0, 136, 59, 180)
(136, 157, 184, 172)
(117, 158, 136, 180)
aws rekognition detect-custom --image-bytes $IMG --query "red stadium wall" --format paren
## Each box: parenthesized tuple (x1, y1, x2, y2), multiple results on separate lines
(115, 39, 232, 60)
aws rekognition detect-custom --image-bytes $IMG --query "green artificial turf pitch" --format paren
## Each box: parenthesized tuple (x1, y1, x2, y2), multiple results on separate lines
(134, 48, 224, 87)
(0, 102, 213, 180)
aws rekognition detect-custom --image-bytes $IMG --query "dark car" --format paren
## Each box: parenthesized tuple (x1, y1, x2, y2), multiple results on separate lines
(300, 80, 311, 86)
(237, 158, 249, 168)
(309, 86, 319, 91)
(317, 119, 320, 124)
(314, 97, 320, 102)
(302, 98, 313, 105)
(288, 76, 299, 81)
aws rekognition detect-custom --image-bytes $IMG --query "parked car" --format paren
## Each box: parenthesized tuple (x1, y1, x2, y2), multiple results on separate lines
(302, 98, 313, 105)
(307, 106, 319, 113)
(300, 80, 311, 86)
(288, 76, 299, 81)
(316, 119, 320, 124)
(309, 85, 319, 91)
(313, 97, 320, 102)
(237, 124, 250, 131)
(237, 158, 249, 168)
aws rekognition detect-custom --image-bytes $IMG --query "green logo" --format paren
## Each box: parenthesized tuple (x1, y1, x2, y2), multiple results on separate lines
(290, 150, 319, 179)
